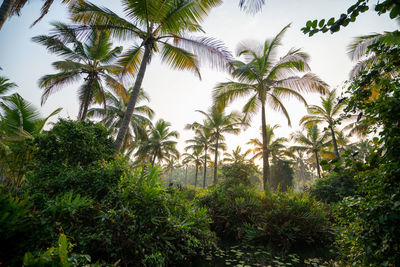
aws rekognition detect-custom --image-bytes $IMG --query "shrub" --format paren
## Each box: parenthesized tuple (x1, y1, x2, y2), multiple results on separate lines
(220, 160, 260, 187)
(198, 184, 333, 250)
(270, 160, 294, 191)
(310, 170, 357, 203)
(33, 119, 114, 167)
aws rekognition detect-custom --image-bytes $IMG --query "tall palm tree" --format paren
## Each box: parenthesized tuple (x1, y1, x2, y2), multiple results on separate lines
(195, 106, 243, 185)
(247, 124, 288, 163)
(70, 0, 232, 152)
(88, 87, 154, 154)
(33, 23, 122, 120)
(291, 125, 332, 179)
(213, 24, 328, 190)
(136, 119, 179, 166)
(183, 146, 204, 188)
(299, 89, 344, 158)
(185, 125, 213, 188)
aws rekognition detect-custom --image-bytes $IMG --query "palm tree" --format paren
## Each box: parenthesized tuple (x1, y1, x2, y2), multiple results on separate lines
(0, 75, 16, 100)
(299, 89, 345, 158)
(0, 93, 61, 138)
(291, 125, 332, 179)
(185, 125, 213, 188)
(239, 0, 266, 13)
(136, 119, 179, 166)
(0, 93, 61, 186)
(88, 87, 154, 154)
(33, 23, 122, 120)
(223, 146, 251, 164)
(0, 0, 75, 30)
(70, 0, 232, 153)
(183, 147, 204, 188)
(194, 106, 243, 185)
(213, 24, 328, 190)
(247, 124, 288, 163)
(348, 30, 400, 79)
(163, 154, 181, 184)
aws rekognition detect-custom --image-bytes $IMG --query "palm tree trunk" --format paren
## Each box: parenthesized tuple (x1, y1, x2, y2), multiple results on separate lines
(185, 165, 188, 186)
(330, 126, 340, 158)
(114, 44, 151, 152)
(261, 103, 270, 191)
(203, 144, 207, 188)
(151, 152, 157, 166)
(315, 151, 322, 178)
(0, 0, 15, 30)
(195, 165, 198, 187)
(80, 84, 93, 121)
(213, 134, 219, 186)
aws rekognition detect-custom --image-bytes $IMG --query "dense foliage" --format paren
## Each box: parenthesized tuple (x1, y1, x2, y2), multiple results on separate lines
(198, 171, 334, 251)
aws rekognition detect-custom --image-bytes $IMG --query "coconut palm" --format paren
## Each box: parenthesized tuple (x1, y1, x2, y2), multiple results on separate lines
(70, 0, 232, 152)
(0, 93, 61, 186)
(136, 119, 179, 166)
(33, 23, 122, 120)
(299, 89, 345, 158)
(183, 146, 204, 188)
(195, 106, 243, 185)
(87, 87, 154, 154)
(0, 93, 61, 138)
(163, 154, 181, 184)
(0, 75, 16, 99)
(185, 125, 213, 188)
(223, 146, 251, 164)
(247, 124, 288, 164)
(291, 125, 332, 179)
(348, 30, 400, 79)
(213, 24, 328, 190)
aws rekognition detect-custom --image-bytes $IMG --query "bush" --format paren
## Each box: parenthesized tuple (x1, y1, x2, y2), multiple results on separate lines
(33, 119, 114, 167)
(270, 160, 294, 191)
(198, 183, 333, 250)
(310, 170, 357, 203)
(220, 160, 260, 187)
(334, 166, 400, 266)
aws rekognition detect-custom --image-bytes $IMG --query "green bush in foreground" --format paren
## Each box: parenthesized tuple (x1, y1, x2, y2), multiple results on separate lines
(198, 179, 333, 250)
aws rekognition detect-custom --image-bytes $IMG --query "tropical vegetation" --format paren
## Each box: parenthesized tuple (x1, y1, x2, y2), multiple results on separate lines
(1, 0, 399, 266)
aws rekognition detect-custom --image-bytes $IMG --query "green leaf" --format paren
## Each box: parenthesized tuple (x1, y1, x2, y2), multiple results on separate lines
(318, 19, 325, 28)
(312, 20, 318, 28)
(306, 20, 312, 28)
(327, 17, 335, 26)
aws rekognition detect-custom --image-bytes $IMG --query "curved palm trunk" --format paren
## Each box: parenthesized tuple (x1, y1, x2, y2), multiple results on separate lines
(194, 165, 199, 187)
(114, 44, 151, 152)
(80, 83, 93, 121)
(0, 0, 15, 30)
(315, 151, 322, 178)
(203, 144, 208, 188)
(261, 103, 270, 191)
(213, 133, 219, 186)
(151, 152, 157, 167)
(330, 126, 340, 158)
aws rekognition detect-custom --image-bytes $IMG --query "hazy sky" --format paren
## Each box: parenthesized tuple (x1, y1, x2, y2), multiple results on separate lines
(0, 0, 398, 155)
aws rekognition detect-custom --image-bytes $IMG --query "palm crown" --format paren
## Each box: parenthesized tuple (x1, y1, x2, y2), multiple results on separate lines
(33, 23, 123, 120)
(300, 88, 344, 158)
(291, 125, 332, 179)
(70, 0, 232, 152)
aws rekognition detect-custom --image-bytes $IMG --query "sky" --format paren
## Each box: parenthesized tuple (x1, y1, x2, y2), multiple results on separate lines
(0, 0, 398, 156)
